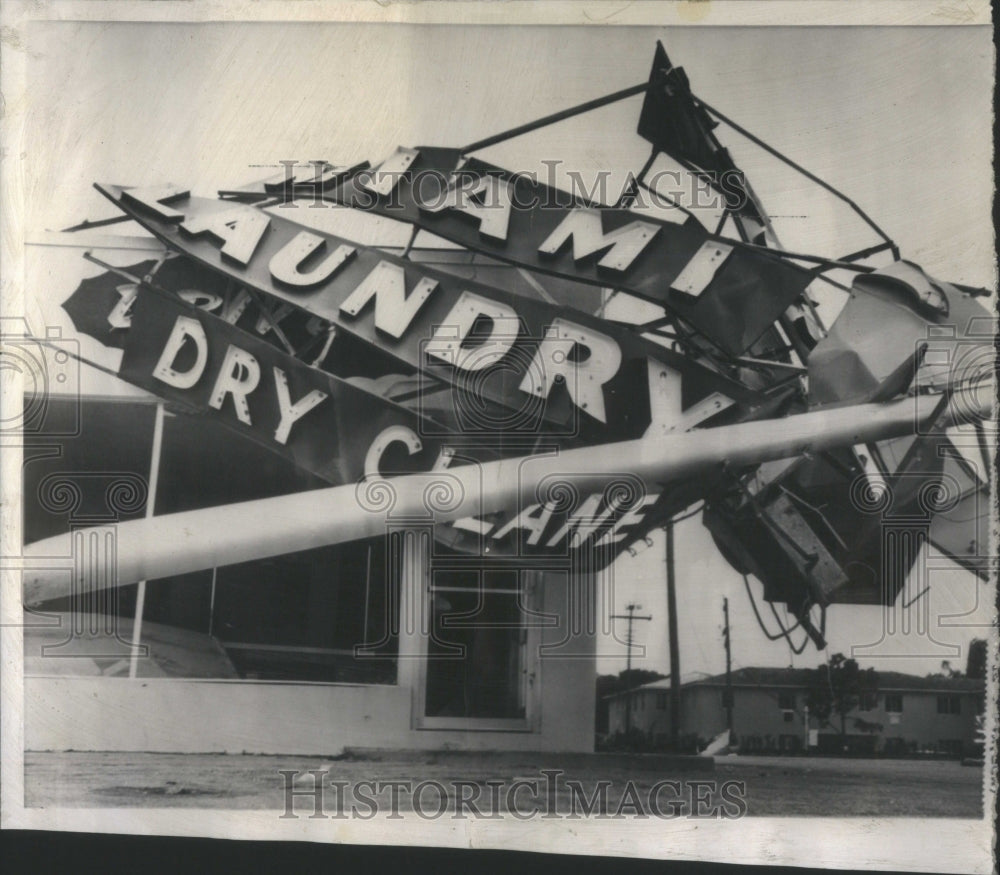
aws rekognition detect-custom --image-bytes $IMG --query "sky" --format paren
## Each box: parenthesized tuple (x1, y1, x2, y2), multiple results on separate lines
(18, 21, 996, 678)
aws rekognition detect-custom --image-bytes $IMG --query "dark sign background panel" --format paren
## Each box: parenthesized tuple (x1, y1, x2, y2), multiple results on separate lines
(404, 250, 606, 316)
(98, 188, 758, 445)
(120, 288, 443, 485)
(248, 147, 814, 355)
(412, 152, 815, 356)
(112, 291, 665, 569)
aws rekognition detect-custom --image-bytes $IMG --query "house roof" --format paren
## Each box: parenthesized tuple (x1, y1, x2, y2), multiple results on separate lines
(608, 666, 985, 698)
(717, 666, 986, 692)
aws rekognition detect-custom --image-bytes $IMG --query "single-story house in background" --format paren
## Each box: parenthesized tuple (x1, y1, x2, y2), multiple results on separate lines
(606, 666, 985, 757)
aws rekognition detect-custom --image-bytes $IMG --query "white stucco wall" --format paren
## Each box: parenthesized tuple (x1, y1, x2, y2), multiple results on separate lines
(25, 567, 597, 754)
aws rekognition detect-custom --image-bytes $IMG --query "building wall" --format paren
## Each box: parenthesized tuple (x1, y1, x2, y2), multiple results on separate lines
(606, 688, 672, 738)
(681, 687, 729, 741)
(608, 685, 794, 743)
(607, 683, 982, 755)
(25, 566, 596, 754)
(742, 688, 805, 742)
(24, 397, 598, 754)
(861, 690, 981, 753)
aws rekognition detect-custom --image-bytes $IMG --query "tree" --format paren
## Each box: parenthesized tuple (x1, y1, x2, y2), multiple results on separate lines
(966, 638, 987, 680)
(807, 653, 879, 740)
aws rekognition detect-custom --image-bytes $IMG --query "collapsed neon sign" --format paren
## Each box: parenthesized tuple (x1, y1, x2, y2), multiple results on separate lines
(101, 184, 745, 438)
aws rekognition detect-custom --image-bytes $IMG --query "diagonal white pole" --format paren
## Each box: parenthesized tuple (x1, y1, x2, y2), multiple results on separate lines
(128, 402, 164, 678)
(23, 384, 992, 607)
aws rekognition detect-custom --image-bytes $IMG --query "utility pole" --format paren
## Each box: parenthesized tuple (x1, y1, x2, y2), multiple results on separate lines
(723, 597, 734, 739)
(665, 523, 681, 749)
(611, 603, 652, 737)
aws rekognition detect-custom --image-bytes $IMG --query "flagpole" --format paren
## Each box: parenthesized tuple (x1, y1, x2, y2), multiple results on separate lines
(129, 401, 165, 678)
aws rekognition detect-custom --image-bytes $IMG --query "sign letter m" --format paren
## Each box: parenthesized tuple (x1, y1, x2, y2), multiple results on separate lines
(538, 208, 658, 273)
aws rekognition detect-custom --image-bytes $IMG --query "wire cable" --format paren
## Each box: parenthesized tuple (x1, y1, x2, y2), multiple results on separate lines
(742, 574, 809, 654)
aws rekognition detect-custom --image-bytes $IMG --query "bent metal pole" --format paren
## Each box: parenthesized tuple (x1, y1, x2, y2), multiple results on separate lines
(22, 385, 993, 606)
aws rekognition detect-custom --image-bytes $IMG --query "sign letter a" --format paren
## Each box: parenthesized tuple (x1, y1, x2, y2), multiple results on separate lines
(153, 316, 208, 389)
(181, 207, 270, 266)
(421, 174, 513, 242)
(357, 147, 419, 197)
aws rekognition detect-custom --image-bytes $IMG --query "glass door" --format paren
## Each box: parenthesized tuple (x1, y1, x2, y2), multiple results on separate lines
(418, 566, 540, 731)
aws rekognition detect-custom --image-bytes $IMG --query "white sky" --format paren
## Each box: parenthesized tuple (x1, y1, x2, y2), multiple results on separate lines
(19, 21, 996, 678)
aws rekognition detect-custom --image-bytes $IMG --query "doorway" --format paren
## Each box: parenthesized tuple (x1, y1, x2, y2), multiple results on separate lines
(418, 566, 541, 731)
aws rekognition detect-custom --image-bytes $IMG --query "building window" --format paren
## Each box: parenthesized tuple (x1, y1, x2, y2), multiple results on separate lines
(23, 398, 403, 685)
(777, 691, 796, 710)
(656, 692, 667, 710)
(937, 695, 961, 715)
(783, 711, 794, 723)
(858, 693, 876, 711)
(885, 694, 903, 713)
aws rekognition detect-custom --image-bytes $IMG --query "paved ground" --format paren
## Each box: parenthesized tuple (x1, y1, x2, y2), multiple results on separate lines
(24, 751, 985, 817)
(713, 754, 984, 816)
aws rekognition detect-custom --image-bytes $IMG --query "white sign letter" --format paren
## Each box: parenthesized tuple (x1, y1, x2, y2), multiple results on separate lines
(209, 345, 261, 425)
(491, 502, 557, 546)
(339, 261, 437, 338)
(364, 425, 423, 478)
(181, 207, 270, 266)
(425, 291, 520, 372)
(269, 231, 355, 289)
(538, 208, 658, 272)
(272, 367, 328, 445)
(421, 174, 513, 242)
(357, 147, 419, 197)
(595, 493, 660, 547)
(644, 359, 734, 437)
(670, 241, 734, 299)
(520, 319, 622, 423)
(152, 316, 208, 390)
(107, 284, 139, 329)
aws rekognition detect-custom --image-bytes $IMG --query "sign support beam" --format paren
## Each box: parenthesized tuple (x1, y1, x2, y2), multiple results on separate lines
(462, 81, 649, 155)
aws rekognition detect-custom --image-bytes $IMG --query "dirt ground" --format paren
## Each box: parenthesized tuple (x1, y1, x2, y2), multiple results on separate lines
(23, 751, 985, 818)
